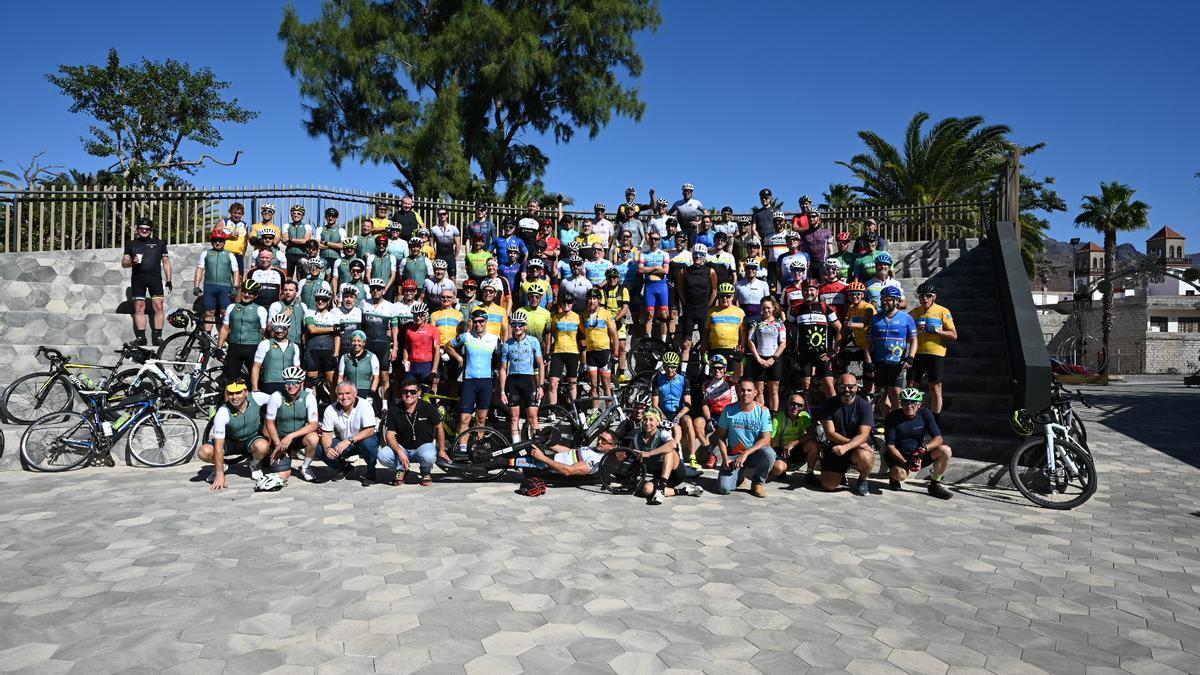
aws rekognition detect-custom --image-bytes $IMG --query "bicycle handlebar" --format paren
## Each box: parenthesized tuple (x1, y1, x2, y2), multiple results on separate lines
(37, 346, 66, 363)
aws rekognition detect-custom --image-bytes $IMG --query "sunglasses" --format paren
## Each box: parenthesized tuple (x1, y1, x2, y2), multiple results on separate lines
(788, 401, 805, 408)
(919, 293, 935, 298)
(837, 384, 859, 391)
(401, 389, 420, 396)
(472, 318, 486, 323)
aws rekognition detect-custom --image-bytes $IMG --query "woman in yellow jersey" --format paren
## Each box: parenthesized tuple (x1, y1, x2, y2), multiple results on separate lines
(702, 283, 746, 376)
(906, 282, 957, 417)
(547, 294, 584, 406)
(218, 202, 250, 274)
(582, 289, 618, 406)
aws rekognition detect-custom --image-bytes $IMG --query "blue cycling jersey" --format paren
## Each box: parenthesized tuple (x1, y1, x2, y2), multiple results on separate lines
(868, 310, 917, 363)
(614, 256, 641, 287)
(501, 335, 543, 375)
(500, 261, 521, 291)
(491, 235, 528, 265)
(640, 249, 668, 280)
(653, 372, 688, 413)
(583, 259, 613, 286)
(453, 331, 501, 379)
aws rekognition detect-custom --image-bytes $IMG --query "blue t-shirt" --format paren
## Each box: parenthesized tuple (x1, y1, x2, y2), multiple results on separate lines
(653, 373, 688, 413)
(583, 258, 613, 286)
(868, 311, 917, 363)
(693, 231, 716, 249)
(501, 335, 543, 375)
(500, 261, 522, 290)
(718, 403, 773, 455)
(491, 235, 528, 265)
(613, 255, 641, 288)
(452, 331, 500, 380)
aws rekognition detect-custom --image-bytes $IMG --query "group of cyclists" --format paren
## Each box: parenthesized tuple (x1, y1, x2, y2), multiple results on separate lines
(122, 184, 959, 502)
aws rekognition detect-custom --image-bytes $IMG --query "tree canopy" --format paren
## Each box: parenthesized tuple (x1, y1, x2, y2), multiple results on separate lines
(46, 49, 257, 186)
(279, 0, 661, 201)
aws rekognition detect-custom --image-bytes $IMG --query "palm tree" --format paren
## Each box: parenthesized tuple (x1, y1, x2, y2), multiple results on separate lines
(837, 112, 1012, 205)
(0, 162, 18, 190)
(1074, 182, 1150, 372)
(820, 183, 861, 211)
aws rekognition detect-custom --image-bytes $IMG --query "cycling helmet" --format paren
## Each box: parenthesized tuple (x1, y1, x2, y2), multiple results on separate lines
(368, 277, 387, 288)
(586, 288, 603, 299)
(281, 366, 305, 384)
(691, 243, 708, 255)
(509, 309, 529, 325)
(710, 354, 728, 368)
(260, 203, 276, 213)
(606, 267, 621, 278)
(481, 278, 504, 293)
(625, 187, 636, 195)
(836, 231, 851, 242)
(410, 236, 423, 246)
(630, 390, 652, 407)
(875, 252, 894, 266)
(374, 234, 388, 244)
(507, 244, 520, 253)
(682, 183, 694, 191)
(290, 204, 305, 214)
(1011, 409, 1035, 437)
(269, 315, 292, 330)
(846, 281, 866, 293)
(411, 301, 428, 316)
(594, 202, 606, 211)
(260, 230, 277, 239)
(899, 388, 925, 403)
(209, 227, 229, 241)
(401, 279, 418, 291)
(799, 195, 812, 203)
(662, 351, 681, 367)
(305, 257, 324, 271)
(432, 259, 448, 270)
(463, 279, 479, 289)
(167, 309, 191, 329)
(242, 279, 261, 293)
(527, 258, 544, 269)
(518, 476, 547, 497)
(881, 286, 903, 299)
(417, 228, 430, 236)
(655, 197, 668, 207)
(786, 231, 802, 241)
(788, 258, 807, 270)
(341, 285, 359, 296)
(717, 282, 735, 295)
(772, 211, 785, 221)
(802, 279, 821, 291)
(567, 241, 583, 253)
(569, 255, 584, 264)
(324, 207, 339, 217)
(759, 188, 772, 198)
(824, 258, 841, 269)
(254, 473, 285, 492)
(349, 260, 366, 270)
(342, 237, 358, 250)
(917, 282, 937, 295)
(721, 206, 734, 214)
(313, 287, 333, 300)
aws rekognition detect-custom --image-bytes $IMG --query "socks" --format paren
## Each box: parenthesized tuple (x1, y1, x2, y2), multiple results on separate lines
(931, 473, 943, 482)
(302, 458, 312, 469)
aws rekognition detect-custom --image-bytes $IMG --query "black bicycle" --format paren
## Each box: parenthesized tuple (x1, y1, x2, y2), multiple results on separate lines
(156, 309, 223, 373)
(0, 345, 146, 425)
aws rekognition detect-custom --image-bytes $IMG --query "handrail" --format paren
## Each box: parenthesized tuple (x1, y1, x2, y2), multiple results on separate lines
(989, 217, 1051, 413)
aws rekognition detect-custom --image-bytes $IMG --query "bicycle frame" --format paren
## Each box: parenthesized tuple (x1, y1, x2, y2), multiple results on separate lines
(1040, 421, 1084, 485)
(572, 396, 628, 441)
(129, 358, 207, 398)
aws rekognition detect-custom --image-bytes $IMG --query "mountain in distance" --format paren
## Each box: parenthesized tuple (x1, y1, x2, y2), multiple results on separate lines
(1034, 238, 1197, 289)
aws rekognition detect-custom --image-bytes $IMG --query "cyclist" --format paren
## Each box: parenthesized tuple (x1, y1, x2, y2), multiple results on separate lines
(559, 256, 593, 315)
(884, 388, 953, 499)
(693, 213, 716, 249)
(820, 373, 876, 496)
(424, 259, 457, 304)
(194, 227, 240, 331)
(519, 259, 553, 310)
(316, 207, 346, 270)
(865, 252, 905, 309)
(866, 286, 918, 417)
(751, 188, 776, 241)
(668, 182, 704, 236)
(499, 309, 545, 443)
(215, 202, 249, 274)
(666, 232, 691, 340)
(366, 235, 399, 297)
(746, 296, 787, 412)
(264, 366, 321, 483)
(281, 205, 313, 278)
(431, 290, 464, 396)
(611, 237, 642, 322)
(614, 206, 646, 250)
(251, 224, 285, 271)
(492, 218, 527, 267)
(400, 237, 434, 295)
(734, 261, 770, 323)
(839, 281, 876, 383)
(197, 381, 273, 492)
(769, 390, 820, 485)
(800, 208, 831, 278)
(458, 278, 482, 322)
(477, 280, 508, 338)
(677, 244, 717, 347)
(380, 376, 445, 487)
(338, 330, 380, 403)
(778, 232, 810, 286)
(517, 287, 552, 344)
(829, 230, 856, 278)
(302, 288, 340, 393)
(430, 207, 461, 277)
(267, 280, 306, 346)
(360, 278, 399, 402)
(393, 279, 419, 328)
(701, 282, 745, 375)
(465, 235, 493, 282)
(715, 206, 738, 238)
(852, 233, 885, 283)
(693, 354, 738, 469)
(331, 240, 361, 291)
(402, 302, 440, 390)
(246, 248, 285, 308)
(582, 241, 612, 286)
(547, 294, 583, 407)
(598, 268, 631, 381)
(332, 287, 364, 356)
(647, 197, 672, 240)
(780, 259, 809, 337)
(818, 259, 849, 321)
(709, 232, 737, 285)
(218, 280, 269, 383)
(713, 378, 775, 498)
(582, 288, 618, 404)
(248, 203, 281, 248)
(122, 215, 173, 346)
(466, 205, 496, 251)
(480, 260, 512, 310)
(251, 315, 301, 396)
(500, 244, 524, 291)
(446, 309, 502, 452)
(651, 351, 693, 459)
(517, 429, 619, 478)
(517, 199, 542, 248)
(907, 283, 957, 420)
(764, 212, 790, 291)
(637, 408, 704, 505)
(638, 230, 671, 341)
(338, 258, 369, 301)
(790, 280, 842, 400)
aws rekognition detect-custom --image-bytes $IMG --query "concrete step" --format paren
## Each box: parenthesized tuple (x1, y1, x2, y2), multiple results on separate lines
(945, 340, 1005, 358)
(0, 343, 132, 389)
(942, 372, 1008, 394)
(883, 238, 980, 254)
(942, 391, 1010, 415)
(939, 411, 1011, 437)
(936, 432, 1016, 466)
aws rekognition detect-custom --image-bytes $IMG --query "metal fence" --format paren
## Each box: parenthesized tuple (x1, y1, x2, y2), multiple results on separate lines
(0, 184, 992, 253)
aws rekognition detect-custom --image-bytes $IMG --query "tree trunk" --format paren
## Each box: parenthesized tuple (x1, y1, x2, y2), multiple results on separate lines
(1101, 227, 1115, 373)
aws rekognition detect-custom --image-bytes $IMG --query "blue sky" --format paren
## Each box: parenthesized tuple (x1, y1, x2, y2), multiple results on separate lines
(3, 0, 1198, 249)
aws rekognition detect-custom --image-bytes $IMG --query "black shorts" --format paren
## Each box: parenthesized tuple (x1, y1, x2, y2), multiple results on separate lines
(645, 455, 686, 488)
(550, 353, 580, 379)
(874, 362, 906, 389)
(746, 358, 783, 382)
(130, 274, 164, 300)
(774, 442, 813, 469)
(304, 349, 337, 373)
(366, 342, 392, 373)
(709, 348, 739, 368)
(794, 351, 834, 379)
(585, 350, 611, 372)
(820, 443, 857, 475)
(840, 349, 865, 363)
(440, 354, 461, 383)
(504, 374, 538, 408)
(909, 354, 944, 385)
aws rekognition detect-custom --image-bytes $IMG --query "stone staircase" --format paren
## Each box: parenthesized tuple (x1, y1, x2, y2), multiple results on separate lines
(889, 238, 1017, 466)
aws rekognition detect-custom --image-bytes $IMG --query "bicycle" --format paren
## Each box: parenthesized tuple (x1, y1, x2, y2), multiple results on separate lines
(20, 379, 199, 472)
(1, 344, 146, 425)
(157, 309, 223, 373)
(1009, 390, 1097, 510)
(112, 352, 224, 419)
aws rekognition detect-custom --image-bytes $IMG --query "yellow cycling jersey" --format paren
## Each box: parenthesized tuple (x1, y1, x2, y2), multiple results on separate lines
(370, 217, 391, 234)
(551, 310, 582, 354)
(522, 306, 552, 340)
(430, 308, 462, 346)
(479, 302, 507, 338)
(249, 222, 281, 241)
(844, 301, 876, 351)
(707, 305, 745, 350)
(910, 303, 956, 356)
(522, 278, 552, 302)
(583, 307, 615, 351)
(220, 220, 249, 255)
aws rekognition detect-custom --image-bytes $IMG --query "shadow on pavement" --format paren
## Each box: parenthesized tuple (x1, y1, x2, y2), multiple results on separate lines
(1078, 387, 1200, 471)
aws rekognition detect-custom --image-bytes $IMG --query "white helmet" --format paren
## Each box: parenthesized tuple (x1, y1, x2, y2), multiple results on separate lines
(411, 301, 428, 315)
(260, 203, 276, 213)
(432, 259, 448, 270)
(691, 243, 708, 255)
(527, 258, 545, 269)
(368, 277, 387, 288)
(305, 257, 324, 271)
(682, 183, 694, 191)
(281, 366, 305, 383)
(254, 473, 285, 492)
(269, 315, 292, 330)
(481, 278, 504, 293)
(772, 211, 785, 220)
(510, 309, 529, 325)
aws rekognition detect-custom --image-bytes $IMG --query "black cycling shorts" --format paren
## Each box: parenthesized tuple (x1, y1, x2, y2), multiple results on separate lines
(874, 362, 906, 389)
(504, 374, 538, 408)
(130, 274, 164, 301)
(746, 358, 783, 382)
(820, 443, 859, 476)
(909, 354, 944, 385)
(304, 349, 337, 373)
(795, 351, 834, 379)
(550, 353, 580, 379)
(644, 455, 686, 488)
(585, 350, 612, 372)
(366, 342, 391, 373)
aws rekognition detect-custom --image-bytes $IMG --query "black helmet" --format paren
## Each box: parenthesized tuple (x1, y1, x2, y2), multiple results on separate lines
(324, 207, 339, 217)
(917, 282, 937, 296)
(167, 309, 191, 329)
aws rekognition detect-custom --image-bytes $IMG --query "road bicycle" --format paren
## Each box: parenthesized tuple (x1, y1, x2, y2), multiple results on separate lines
(0, 344, 147, 425)
(1009, 387, 1097, 510)
(157, 309, 223, 373)
(20, 378, 199, 472)
(113, 351, 223, 419)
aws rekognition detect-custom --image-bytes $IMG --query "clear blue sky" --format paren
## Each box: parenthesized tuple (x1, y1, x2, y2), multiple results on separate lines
(3, 0, 1198, 249)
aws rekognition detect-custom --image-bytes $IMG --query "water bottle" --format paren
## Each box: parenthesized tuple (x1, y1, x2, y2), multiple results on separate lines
(176, 374, 193, 393)
(113, 412, 133, 430)
(101, 421, 114, 437)
(79, 374, 96, 389)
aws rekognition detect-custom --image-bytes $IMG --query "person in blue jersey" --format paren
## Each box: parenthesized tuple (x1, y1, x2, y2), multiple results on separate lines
(445, 308, 501, 450)
(651, 351, 693, 460)
(713, 378, 775, 498)
(638, 230, 671, 341)
(866, 286, 918, 417)
(499, 309, 545, 443)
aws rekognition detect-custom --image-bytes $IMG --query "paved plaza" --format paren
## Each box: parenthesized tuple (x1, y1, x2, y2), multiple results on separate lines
(0, 382, 1198, 674)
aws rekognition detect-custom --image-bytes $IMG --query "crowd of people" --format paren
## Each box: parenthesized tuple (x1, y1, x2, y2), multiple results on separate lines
(119, 184, 959, 502)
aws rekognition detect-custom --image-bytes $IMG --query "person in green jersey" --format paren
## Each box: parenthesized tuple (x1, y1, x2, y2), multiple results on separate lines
(769, 390, 821, 485)
(197, 381, 272, 492)
(252, 315, 302, 396)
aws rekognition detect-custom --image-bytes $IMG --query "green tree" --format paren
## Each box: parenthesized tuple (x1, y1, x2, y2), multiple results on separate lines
(1016, 145, 1067, 276)
(837, 111, 1012, 205)
(46, 49, 257, 186)
(820, 183, 861, 210)
(1074, 182, 1151, 372)
(279, 0, 661, 199)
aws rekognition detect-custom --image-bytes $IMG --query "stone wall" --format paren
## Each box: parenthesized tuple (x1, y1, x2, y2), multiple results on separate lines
(1143, 333, 1200, 374)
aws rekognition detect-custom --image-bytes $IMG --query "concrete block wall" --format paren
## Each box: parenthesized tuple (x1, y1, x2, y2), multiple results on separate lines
(1142, 334, 1200, 374)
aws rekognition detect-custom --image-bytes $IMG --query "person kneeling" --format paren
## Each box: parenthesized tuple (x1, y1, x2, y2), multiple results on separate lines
(884, 388, 953, 499)
(635, 408, 704, 505)
(819, 374, 876, 496)
(714, 379, 775, 498)
(769, 390, 821, 486)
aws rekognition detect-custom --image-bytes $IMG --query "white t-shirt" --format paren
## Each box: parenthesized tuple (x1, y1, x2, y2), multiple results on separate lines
(210, 392, 272, 439)
(320, 397, 378, 441)
(735, 278, 771, 307)
(253, 339, 301, 366)
(592, 218, 614, 248)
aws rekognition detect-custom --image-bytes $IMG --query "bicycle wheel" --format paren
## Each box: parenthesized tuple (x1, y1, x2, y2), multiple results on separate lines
(126, 409, 199, 467)
(1009, 437, 1098, 510)
(1067, 411, 1089, 452)
(630, 338, 668, 374)
(187, 367, 224, 418)
(156, 332, 201, 373)
(2, 372, 73, 425)
(446, 426, 511, 482)
(598, 446, 645, 495)
(615, 371, 653, 407)
(20, 411, 95, 472)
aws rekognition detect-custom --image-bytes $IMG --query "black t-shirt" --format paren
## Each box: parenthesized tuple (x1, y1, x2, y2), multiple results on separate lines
(392, 211, 421, 240)
(885, 407, 941, 454)
(387, 399, 441, 449)
(124, 237, 169, 276)
(751, 207, 775, 242)
(821, 396, 874, 438)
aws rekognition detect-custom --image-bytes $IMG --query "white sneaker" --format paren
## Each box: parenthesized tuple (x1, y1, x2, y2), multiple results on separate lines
(647, 489, 664, 505)
(678, 483, 704, 497)
(301, 466, 315, 482)
(251, 468, 264, 481)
